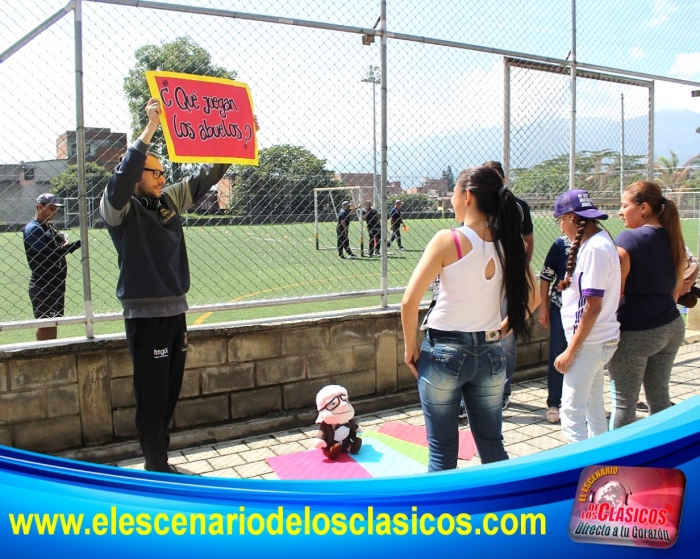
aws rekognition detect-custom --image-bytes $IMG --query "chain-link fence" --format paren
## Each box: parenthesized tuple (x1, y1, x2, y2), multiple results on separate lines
(1, 0, 699, 342)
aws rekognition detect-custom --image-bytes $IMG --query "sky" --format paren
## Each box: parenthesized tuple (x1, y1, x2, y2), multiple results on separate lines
(1, 0, 699, 184)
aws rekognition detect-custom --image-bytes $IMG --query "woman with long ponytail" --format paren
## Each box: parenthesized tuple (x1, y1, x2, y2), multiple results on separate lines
(608, 181, 686, 429)
(552, 190, 620, 443)
(401, 166, 538, 471)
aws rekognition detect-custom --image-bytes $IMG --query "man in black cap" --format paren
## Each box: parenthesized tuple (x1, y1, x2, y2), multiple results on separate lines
(336, 200, 357, 259)
(23, 193, 81, 340)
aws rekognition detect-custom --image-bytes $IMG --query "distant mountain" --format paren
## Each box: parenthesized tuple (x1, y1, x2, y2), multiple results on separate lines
(332, 109, 700, 188)
(651, 110, 700, 163)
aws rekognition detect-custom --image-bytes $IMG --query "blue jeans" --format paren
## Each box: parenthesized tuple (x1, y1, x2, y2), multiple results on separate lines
(417, 329, 509, 471)
(547, 304, 567, 408)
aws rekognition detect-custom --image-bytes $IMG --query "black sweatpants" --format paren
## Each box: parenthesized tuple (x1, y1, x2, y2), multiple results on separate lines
(389, 226, 402, 248)
(125, 314, 188, 472)
(337, 227, 353, 257)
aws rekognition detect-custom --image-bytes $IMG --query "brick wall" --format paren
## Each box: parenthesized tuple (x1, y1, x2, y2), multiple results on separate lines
(0, 309, 548, 459)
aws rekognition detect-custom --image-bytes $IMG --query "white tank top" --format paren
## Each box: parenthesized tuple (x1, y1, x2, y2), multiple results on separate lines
(425, 225, 504, 332)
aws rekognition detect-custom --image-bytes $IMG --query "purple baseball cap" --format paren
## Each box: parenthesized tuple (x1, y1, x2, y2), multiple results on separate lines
(553, 189, 608, 220)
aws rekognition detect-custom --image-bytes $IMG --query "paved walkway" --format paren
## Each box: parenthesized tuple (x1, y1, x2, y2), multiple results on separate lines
(114, 342, 700, 478)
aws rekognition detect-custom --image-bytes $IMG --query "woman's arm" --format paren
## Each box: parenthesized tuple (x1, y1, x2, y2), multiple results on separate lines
(681, 264, 699, 295)
(401, 230, 454, 378)
(617, 247, 630, 299)
(500, 265, 541, 335)
(554, 296, 603, 373)
(538, 278, 551, 328)
(528, 265, 542, 314)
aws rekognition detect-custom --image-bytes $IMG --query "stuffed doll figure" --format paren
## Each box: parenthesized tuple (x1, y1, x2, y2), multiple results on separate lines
(314, 385, 362, 460)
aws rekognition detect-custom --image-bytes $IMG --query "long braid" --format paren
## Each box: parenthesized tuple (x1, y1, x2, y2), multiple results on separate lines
(557, 217, 588, 291)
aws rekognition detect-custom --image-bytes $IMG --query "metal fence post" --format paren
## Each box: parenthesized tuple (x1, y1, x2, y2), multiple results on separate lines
(74, 0, 95, 338)
(380, 0, 388, 308)
(503, 58, 511, 178)
(648, 81, 655, 181)
(569, 0, 577, 191)
(620, 93, 625, 196)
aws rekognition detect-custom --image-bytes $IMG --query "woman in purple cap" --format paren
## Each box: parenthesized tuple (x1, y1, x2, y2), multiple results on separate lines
(607, 181, 686, 429)
(552, 189, 620, 443)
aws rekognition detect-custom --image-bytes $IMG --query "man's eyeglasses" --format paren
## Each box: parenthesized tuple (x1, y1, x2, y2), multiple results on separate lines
(144, 167, 166, 179)
(321, 393, 348, 412)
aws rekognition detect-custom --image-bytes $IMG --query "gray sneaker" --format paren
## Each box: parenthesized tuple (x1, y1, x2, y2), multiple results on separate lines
(502, 396, 510, 411)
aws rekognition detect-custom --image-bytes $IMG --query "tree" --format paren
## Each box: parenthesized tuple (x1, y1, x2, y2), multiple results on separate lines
(655, 151, 700, 214)
(655, 151, 700, 190)
(229, 145, 339, 217)
(511, 151, 647, 197)
(391, 193, 434, 212)
(510, 154, 571, 195)
(123, 37, 237, 182)
(441, 165, 456, 191)
(50, 162, 112, 199)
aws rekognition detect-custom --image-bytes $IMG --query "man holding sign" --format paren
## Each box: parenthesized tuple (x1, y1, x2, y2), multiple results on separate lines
(100, 98, 233, 474)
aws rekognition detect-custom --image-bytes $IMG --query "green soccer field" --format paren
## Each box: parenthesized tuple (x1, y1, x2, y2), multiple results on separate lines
(2, 215, 698, 345)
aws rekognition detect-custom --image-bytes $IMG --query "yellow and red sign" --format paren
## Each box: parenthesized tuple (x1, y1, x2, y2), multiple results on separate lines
(145, 71, 258, 165)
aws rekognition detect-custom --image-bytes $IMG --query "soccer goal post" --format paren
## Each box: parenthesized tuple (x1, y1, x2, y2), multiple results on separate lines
(313, 186, 366, 254)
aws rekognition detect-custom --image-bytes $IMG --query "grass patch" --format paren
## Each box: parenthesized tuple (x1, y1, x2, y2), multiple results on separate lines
(2, 215, 697, 345)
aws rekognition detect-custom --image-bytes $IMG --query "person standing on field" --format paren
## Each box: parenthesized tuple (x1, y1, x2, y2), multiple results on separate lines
(388, 199, 405, 251)
(337, 200, 357, 259)
(363, 200, 381, 256)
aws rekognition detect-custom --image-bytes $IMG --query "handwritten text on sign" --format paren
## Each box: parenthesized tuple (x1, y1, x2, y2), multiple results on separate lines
(145, 71, 258, 165)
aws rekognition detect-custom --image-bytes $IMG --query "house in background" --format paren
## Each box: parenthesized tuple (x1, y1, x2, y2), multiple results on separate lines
(406, 177, 449, 196)
(56, 128, 127, 171)
(0, 160, 68, 225)
(333, 172, 403, 204)
(406, 177, 452, 212)
(0, 128, 127, 225)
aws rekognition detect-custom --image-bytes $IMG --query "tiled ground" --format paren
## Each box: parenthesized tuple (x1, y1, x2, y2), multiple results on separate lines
(114, 342, 700, 478)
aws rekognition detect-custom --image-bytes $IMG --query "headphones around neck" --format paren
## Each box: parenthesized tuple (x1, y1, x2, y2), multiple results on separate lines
(136, 195, 160, 211)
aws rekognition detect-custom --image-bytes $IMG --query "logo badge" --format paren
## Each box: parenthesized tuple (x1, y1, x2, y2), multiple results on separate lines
(569, 465, 685, 548)
(153, 347, 169, 359)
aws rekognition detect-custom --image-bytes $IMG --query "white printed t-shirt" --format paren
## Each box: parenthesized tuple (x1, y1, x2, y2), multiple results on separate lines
(560, 230, 620, 344)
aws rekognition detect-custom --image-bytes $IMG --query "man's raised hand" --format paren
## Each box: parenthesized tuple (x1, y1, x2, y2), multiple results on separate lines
(145, 98, 162, 124)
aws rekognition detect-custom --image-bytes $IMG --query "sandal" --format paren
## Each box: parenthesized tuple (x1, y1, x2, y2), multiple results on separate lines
(546, 407, 560, 424)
